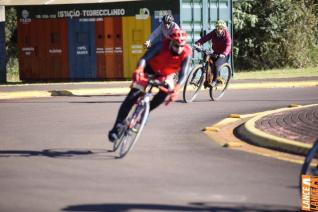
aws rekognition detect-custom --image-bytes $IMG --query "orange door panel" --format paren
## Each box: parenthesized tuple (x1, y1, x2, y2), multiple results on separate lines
(96, 18, 106, 79)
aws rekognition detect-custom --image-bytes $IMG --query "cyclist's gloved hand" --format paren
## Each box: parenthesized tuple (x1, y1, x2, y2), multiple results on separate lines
(144, 40, 151, 48)
(132, 67, 144, 82)
(166, 84, 181, 105)
(219, 54, 226, 58)
(194, 42, 202, 50)
(211, 53, 219, 59)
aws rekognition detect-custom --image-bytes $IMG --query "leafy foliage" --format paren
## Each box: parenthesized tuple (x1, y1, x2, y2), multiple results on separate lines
(233, 0, 318, 70)
(5, 7, 18, 73)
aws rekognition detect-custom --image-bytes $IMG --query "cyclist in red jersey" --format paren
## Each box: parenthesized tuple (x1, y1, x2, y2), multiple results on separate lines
(108, 29, 192, 142)
(195, 20, 231, 85)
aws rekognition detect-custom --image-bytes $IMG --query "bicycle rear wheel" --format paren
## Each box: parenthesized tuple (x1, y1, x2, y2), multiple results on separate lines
(183, 64, 204, 103)
(209, 63, 231, 101)
(118, 103, 150, 158)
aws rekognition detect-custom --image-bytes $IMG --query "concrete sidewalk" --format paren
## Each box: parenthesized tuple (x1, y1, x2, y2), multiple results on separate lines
(0, 77, 317, 100)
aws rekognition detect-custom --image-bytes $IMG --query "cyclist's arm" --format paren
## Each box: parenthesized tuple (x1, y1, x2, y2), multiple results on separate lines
(147, 24, 163, 43)
(176, 56, 191, 86)
(223, 30, 232, 56)
(195, 31, 213, 45)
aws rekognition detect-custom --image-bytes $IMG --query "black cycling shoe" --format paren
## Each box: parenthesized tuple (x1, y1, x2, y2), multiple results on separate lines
(108, 122, 126, 143)
(108, 131, 119, 143)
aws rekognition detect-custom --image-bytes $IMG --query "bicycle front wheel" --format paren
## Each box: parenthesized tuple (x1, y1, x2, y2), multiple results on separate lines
(118, 103, 150, 158)
(183, 64, 204, 103)
(209, 63, 231, 101)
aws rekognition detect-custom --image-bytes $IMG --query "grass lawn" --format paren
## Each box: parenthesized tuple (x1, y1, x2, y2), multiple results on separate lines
(234, 67, 318, 80)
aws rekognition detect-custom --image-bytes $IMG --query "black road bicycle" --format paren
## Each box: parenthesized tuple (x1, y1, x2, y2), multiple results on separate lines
(113, 77, 169, 159)
(183, 44, 232, 103)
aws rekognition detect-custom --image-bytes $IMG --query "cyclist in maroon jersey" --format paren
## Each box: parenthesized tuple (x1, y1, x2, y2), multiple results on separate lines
(195, 20, 232, 85)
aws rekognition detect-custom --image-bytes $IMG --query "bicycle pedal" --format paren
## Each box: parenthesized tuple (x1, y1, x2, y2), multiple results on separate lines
(216, 78, 225, 85)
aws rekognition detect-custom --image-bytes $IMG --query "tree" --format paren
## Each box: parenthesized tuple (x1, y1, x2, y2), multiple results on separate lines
(233, 0, 318, 70)
(5, 7, 17, 72)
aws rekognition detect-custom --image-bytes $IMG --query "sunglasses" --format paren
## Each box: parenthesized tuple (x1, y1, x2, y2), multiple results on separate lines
(173, 43, 185, 48)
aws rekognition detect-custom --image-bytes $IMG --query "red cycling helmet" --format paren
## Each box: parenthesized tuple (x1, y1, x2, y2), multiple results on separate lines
(169, 29, 188, 45)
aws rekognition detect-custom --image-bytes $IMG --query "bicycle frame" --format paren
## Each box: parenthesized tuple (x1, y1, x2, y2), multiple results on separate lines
(183, 45, 232, 102)
(195, 46, 216, 88)
(128, 89, 152, 129)
(115, 79, 169, 158)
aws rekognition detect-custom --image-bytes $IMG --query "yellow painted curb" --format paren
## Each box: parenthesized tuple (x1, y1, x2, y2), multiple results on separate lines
(240, 104, 318, 156)
(223, 141, 242, 148)
(0, 87, 131, 99)
(203, 127, 220, 132)
(204, 106, 316, 164)
(0, 91, 51, 99)
(228, 114, 241, 118)
(229, 81, 318, 89)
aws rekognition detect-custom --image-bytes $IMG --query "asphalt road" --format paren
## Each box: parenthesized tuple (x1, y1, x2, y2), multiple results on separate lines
(0, 87, 317, 212)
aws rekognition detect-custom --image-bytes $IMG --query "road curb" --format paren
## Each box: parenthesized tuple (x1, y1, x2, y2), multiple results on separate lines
(0, 87, 130, 99)
(236, 104, 318, 156)
(0, 80, 317, 100)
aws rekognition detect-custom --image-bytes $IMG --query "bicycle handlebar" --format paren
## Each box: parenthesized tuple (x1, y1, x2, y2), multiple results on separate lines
(193, 44, 215, 57)
(148, 79, 170, 94)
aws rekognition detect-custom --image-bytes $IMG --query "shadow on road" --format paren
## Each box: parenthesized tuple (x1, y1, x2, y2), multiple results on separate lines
(62, 202, 298, 212)
(0, 148, 116, 160)
(69, 100, 123, 104)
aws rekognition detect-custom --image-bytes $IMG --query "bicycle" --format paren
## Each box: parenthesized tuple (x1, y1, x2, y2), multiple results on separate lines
(183, 44, 232, 103)
(299, 138, 318, 187)
(113, 77, 169, 159)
